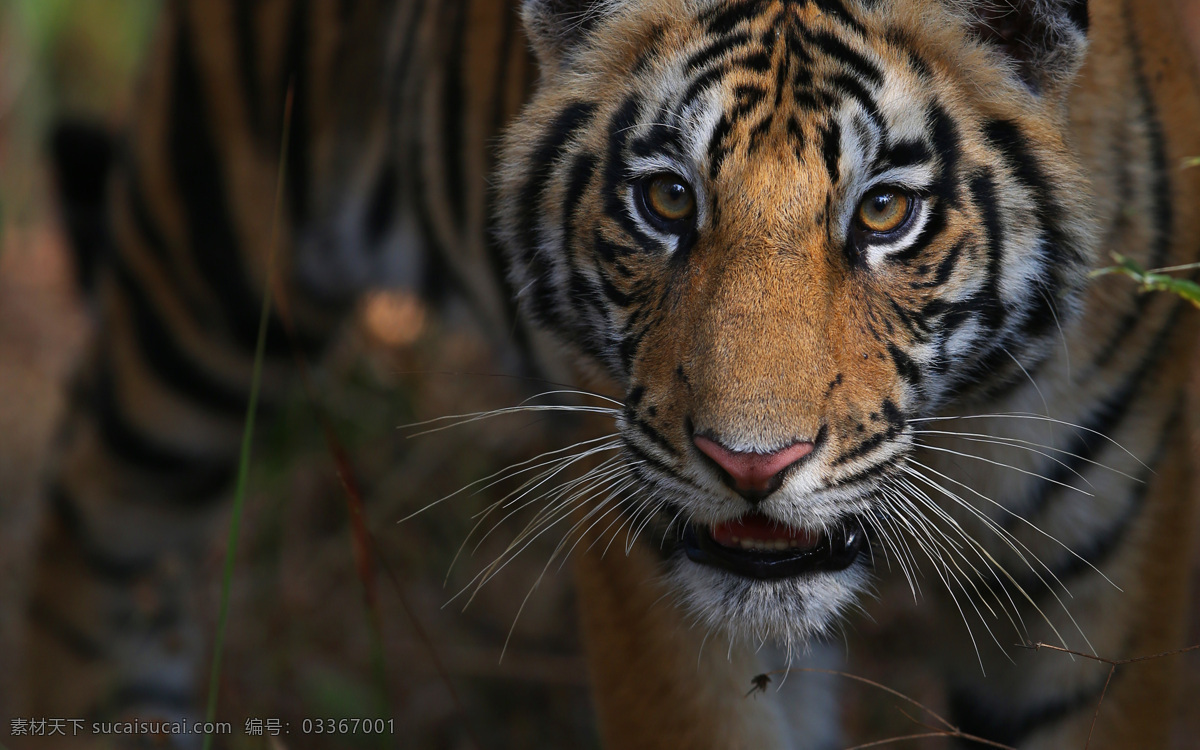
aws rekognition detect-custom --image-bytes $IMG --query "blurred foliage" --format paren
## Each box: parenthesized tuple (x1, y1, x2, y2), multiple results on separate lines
(0, 0, 155, 234)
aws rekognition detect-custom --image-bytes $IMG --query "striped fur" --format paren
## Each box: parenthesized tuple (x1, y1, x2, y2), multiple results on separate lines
(23, 0, 1200, 748)
(21, 0, 537, 731)
(497, 0, 1199, 747)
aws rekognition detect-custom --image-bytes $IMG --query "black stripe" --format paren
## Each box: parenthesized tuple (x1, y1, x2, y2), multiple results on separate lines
(482, 4, 531, 359)
(632, 122, 686, 160)
(365, 161, 399, 245)
(979, 118, 1081, 349)
(112, 259, 250, 417)
(1004, 394, 1182, 605)
(786, 26, 814, 82)
(48, 484, 156, 584)
(887, 297, 926, 341)
(624, 440, 682, 481)
(515, 100, 599, 254)
(747, 114, 774, 152)
(832, 430, 888, 466)
(736, 51, 774, 74)
(811, 0, 868, 37)
(626, 407, 680, 457)
(685, 31, 752, 72)
(950, 674, 1112, 748)
(234, 0, 264, 138)
(1088, 12, 1172, 370)
(603, 97, 652, 243)
(889, 198, 948, 265)
(441, 0, 468, 228)
(91, 364, 236, 493)
(598, 269, 633, 308)
(911, 236, 966, 289)
(28, 598, 104, 661)
(561, 152, 597, 263)
(829, 457, 894, 489)
(828, 72, 883, 133)
(786, 115, 805, 160)
(702, 0, 770, 37)
(707, 113, 734, 179)
(512, 102, 599, 329)
(968, 172, 1006, 333)
(282, 0, 311, 227)
(887, 342, 921, 390)
(679, 64, 733, 115)
(1001, 299, 1185, 532)
(821, 121, 841, 184)
(878, 138, 932, 172)
(804, 29, 882, 85)
(927, 104, 961, 204)
(124, 165, 203, 321)
(594, 230, 632, 264)
(171, 14, 296, 356)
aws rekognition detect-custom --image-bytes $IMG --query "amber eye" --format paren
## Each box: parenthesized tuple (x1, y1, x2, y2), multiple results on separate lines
(856, 187, 911, 233)
(640, 173, 696, 228)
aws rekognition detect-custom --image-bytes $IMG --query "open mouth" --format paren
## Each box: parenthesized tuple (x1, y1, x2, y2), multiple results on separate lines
(682, 512, 866, 580)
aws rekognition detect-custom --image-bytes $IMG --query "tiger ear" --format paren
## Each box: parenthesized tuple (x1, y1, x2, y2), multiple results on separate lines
(960, 0, 1088, 97)
(521, 0, 615, 70)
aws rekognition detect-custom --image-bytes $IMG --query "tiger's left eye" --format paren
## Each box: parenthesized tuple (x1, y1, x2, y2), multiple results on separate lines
(639, 173, 696, 228)
(856, 187, 912, 234)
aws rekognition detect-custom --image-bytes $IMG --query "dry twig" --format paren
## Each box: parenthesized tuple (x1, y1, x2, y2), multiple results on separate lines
(750, 667, 1018, 750)
(1020, 641, 1200, 750)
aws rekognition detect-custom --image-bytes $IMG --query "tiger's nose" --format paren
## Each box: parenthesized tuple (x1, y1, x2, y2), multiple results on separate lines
(693, 435, 815, 501)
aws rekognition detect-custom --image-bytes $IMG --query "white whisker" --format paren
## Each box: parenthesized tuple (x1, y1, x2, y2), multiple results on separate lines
(398, 434, 621, 525)
(915, 433, 1095, 490)
(902, 465, 1095, 655)
(403, 403, 619, 438)
(910, 413, 1149, 470)
(916, 444, 1093, 497)
(912, 428, 1141, 482)
(906, 459, 1119, 593)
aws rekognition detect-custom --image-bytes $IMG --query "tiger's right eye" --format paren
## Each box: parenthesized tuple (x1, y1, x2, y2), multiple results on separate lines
(855, 187, 912, 234)
(638, 173, 697, 232)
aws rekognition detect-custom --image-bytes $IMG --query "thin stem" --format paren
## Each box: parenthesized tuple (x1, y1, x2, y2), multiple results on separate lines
(203, 82, 293, 749)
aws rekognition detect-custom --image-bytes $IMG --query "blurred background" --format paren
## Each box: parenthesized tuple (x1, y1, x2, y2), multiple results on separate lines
(0, 2, 1198, 749)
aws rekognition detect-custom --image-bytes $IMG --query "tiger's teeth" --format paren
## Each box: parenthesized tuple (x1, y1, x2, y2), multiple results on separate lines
(733, 537, 807, 552)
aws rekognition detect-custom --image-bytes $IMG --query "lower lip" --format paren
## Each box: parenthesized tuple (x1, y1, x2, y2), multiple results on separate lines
(681, 520, 866, 580)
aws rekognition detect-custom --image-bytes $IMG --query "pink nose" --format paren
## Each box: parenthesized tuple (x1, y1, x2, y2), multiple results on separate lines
(693, 435, 815, 499)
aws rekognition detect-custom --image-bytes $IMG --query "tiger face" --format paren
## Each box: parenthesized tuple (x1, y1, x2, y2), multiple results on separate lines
(498, 0, 1096, 645)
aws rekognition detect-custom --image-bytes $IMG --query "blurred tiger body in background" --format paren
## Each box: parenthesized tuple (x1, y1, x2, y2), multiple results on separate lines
(21, 0, 546, 737)
(15, 0, 1200, 749)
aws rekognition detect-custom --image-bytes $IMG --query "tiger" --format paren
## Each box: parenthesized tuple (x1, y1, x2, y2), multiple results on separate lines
(18, 0, 1200, 748)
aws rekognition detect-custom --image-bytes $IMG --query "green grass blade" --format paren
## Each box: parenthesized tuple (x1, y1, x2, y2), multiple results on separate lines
(1142, 275, 1200, 307)
(202, 84, 294, 750)
(1090, 252, 1200, 307)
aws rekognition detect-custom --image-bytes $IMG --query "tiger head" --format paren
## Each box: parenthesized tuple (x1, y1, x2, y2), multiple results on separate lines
(497, 0, 1096, 645)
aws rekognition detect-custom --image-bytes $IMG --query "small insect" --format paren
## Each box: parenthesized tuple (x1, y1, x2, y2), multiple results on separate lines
(745, 673, 771, 698)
